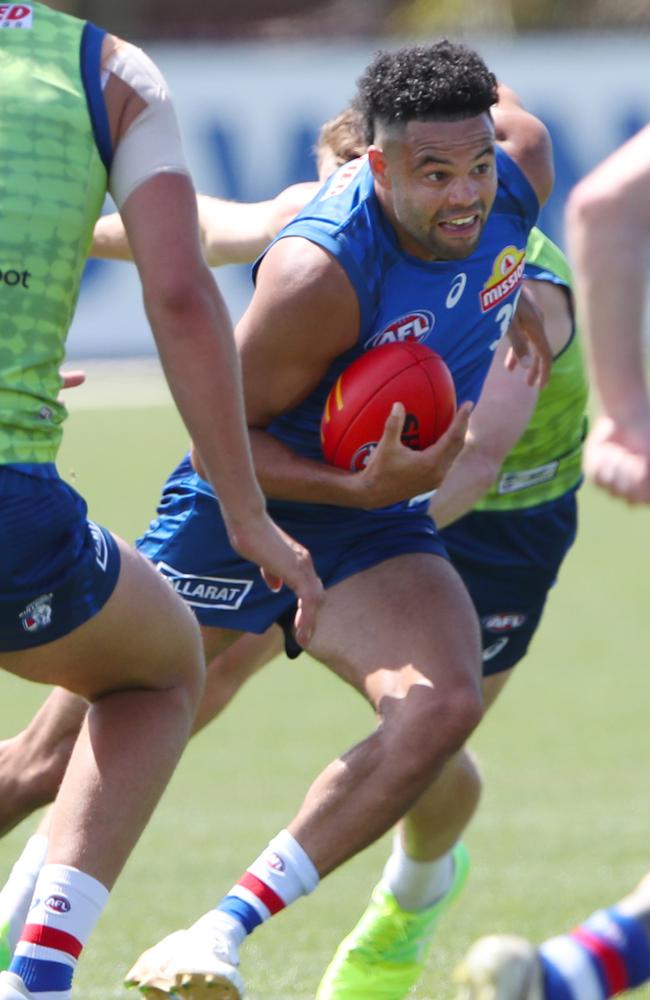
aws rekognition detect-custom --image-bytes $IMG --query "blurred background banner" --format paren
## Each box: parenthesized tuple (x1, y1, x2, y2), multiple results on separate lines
(63, 0, 650, 356)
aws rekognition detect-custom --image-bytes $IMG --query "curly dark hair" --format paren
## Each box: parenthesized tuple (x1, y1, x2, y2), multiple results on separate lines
(355, 41, 499, 143)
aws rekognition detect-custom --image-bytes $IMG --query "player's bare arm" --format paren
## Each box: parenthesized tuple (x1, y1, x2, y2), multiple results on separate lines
(235, 236, 470, 509)
(431, 278, 571, 527)
(567, 125, 650, 504)
(102, 35, 323, 635)
(91, 182, 320, 266)
(492, 83, 554, 208)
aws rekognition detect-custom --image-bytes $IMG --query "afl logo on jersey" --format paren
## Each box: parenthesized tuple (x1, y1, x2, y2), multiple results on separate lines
(0, 5, 33, 27)
(365, 310, 434, 349)
(480, 246, 526, 313)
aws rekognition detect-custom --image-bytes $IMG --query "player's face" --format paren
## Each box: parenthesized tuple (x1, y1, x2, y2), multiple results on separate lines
(370, 114, 498, 261)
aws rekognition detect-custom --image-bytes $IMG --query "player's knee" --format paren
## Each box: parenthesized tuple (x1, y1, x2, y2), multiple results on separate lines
(170, 614, 206, 717)
(385, 680, 483, 787)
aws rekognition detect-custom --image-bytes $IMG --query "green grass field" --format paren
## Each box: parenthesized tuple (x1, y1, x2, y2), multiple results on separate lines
(2, 398, 650, 1000)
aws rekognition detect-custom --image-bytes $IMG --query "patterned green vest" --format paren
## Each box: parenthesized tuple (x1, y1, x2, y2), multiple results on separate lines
(0, 1, 107, 463)
(476, 227, 589, 511)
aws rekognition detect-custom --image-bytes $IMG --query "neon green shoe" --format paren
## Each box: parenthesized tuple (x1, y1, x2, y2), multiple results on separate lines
(316, 842, 470, 1000)
(0, 921, 12, 973)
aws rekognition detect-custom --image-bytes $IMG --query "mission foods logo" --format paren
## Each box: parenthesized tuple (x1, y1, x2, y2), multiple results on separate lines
(0, 5, 33, 27)
(479, 246, 526, 313)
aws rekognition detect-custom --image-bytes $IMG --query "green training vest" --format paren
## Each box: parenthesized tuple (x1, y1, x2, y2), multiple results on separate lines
(475, 227, 589, 512)
(0, 1, 107, 463)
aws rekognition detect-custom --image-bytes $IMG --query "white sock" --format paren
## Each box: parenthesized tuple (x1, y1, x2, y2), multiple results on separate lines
(382, 833, 454, 912)
(10, 864, 109, 998)
(0, 835, 48, 953)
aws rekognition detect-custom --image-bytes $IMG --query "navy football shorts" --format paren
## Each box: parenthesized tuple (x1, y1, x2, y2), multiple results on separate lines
(136, 455, 447, 635)
(0, 464, 120, 651)
(440, 492, 578, 676)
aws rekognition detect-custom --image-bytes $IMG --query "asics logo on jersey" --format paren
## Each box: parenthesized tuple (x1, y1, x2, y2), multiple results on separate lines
(480, 246, 525, 313)
(366, 310, 434, 348)
(156, 562, 253, 610)
(0, 268, 31, 288)
(0, 5, 32, 27)
(446, 273, 467, 309)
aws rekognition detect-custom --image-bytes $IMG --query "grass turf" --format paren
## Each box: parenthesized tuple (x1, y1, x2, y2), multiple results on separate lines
(1, 400, 649, 999)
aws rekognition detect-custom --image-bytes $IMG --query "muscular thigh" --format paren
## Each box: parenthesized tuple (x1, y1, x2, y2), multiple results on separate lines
(305, 553, 482, 711)
(1, 537, 204, 699)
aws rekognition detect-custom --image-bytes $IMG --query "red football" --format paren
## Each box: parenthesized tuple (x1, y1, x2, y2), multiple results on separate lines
(320, 341, 456, 471)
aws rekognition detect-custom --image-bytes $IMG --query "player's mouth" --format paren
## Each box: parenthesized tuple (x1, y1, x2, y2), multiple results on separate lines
(438, 213, 481, 236)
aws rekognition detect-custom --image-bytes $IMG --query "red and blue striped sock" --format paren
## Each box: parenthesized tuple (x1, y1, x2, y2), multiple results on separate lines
(8, 865, 108, 999)
(539, 907, 650, 1000)
(214, 830, 319, 941)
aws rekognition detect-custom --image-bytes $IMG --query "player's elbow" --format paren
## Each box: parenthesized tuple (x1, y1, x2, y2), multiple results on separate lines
(144, 265, 214, 321)
(507, 116, 554, 207)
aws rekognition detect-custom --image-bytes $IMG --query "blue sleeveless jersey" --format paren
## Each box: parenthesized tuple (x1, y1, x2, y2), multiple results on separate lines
(256, 149, 538, 518)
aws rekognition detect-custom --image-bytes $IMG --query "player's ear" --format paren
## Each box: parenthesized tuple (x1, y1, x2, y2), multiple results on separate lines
(368, 145, 391, 189)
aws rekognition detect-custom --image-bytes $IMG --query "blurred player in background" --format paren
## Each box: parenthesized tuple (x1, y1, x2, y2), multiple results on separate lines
(0, 3, 321, 1000)
(453, 126, 650, 1000)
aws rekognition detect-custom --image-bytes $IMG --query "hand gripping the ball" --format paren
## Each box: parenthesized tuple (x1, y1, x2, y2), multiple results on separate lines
(354, 399, 473, 510)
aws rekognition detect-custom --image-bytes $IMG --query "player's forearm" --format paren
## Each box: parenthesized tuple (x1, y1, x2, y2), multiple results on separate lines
(247, 428, 363, 507)
(90, 212, 134, 260)
(198, 196, 275, 267)
(428, 444, 499, 528)
(145, 278, 267, 528)
(567, 190, 649, 424)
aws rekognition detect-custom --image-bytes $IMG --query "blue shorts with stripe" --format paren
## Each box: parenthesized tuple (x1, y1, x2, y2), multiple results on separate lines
(0, 465, 121, 651)
(440, 491, 578, 676)
(136, 455, 447, 634)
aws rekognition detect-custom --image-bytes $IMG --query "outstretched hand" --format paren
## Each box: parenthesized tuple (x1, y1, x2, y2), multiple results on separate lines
(504, 285, 552, 388)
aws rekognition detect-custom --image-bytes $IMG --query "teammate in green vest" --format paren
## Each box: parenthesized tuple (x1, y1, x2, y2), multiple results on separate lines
(0, 4, 321, 999)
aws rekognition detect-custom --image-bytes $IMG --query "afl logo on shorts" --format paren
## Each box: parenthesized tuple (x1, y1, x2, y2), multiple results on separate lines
(19, 594, 53, 633)
(366, 311, 434, 349)
(0, 5, 33, 28)
(482, 612, 527, 633)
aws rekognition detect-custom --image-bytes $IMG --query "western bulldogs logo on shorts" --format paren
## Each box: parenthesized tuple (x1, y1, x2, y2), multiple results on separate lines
(19, 593, 53, 633)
